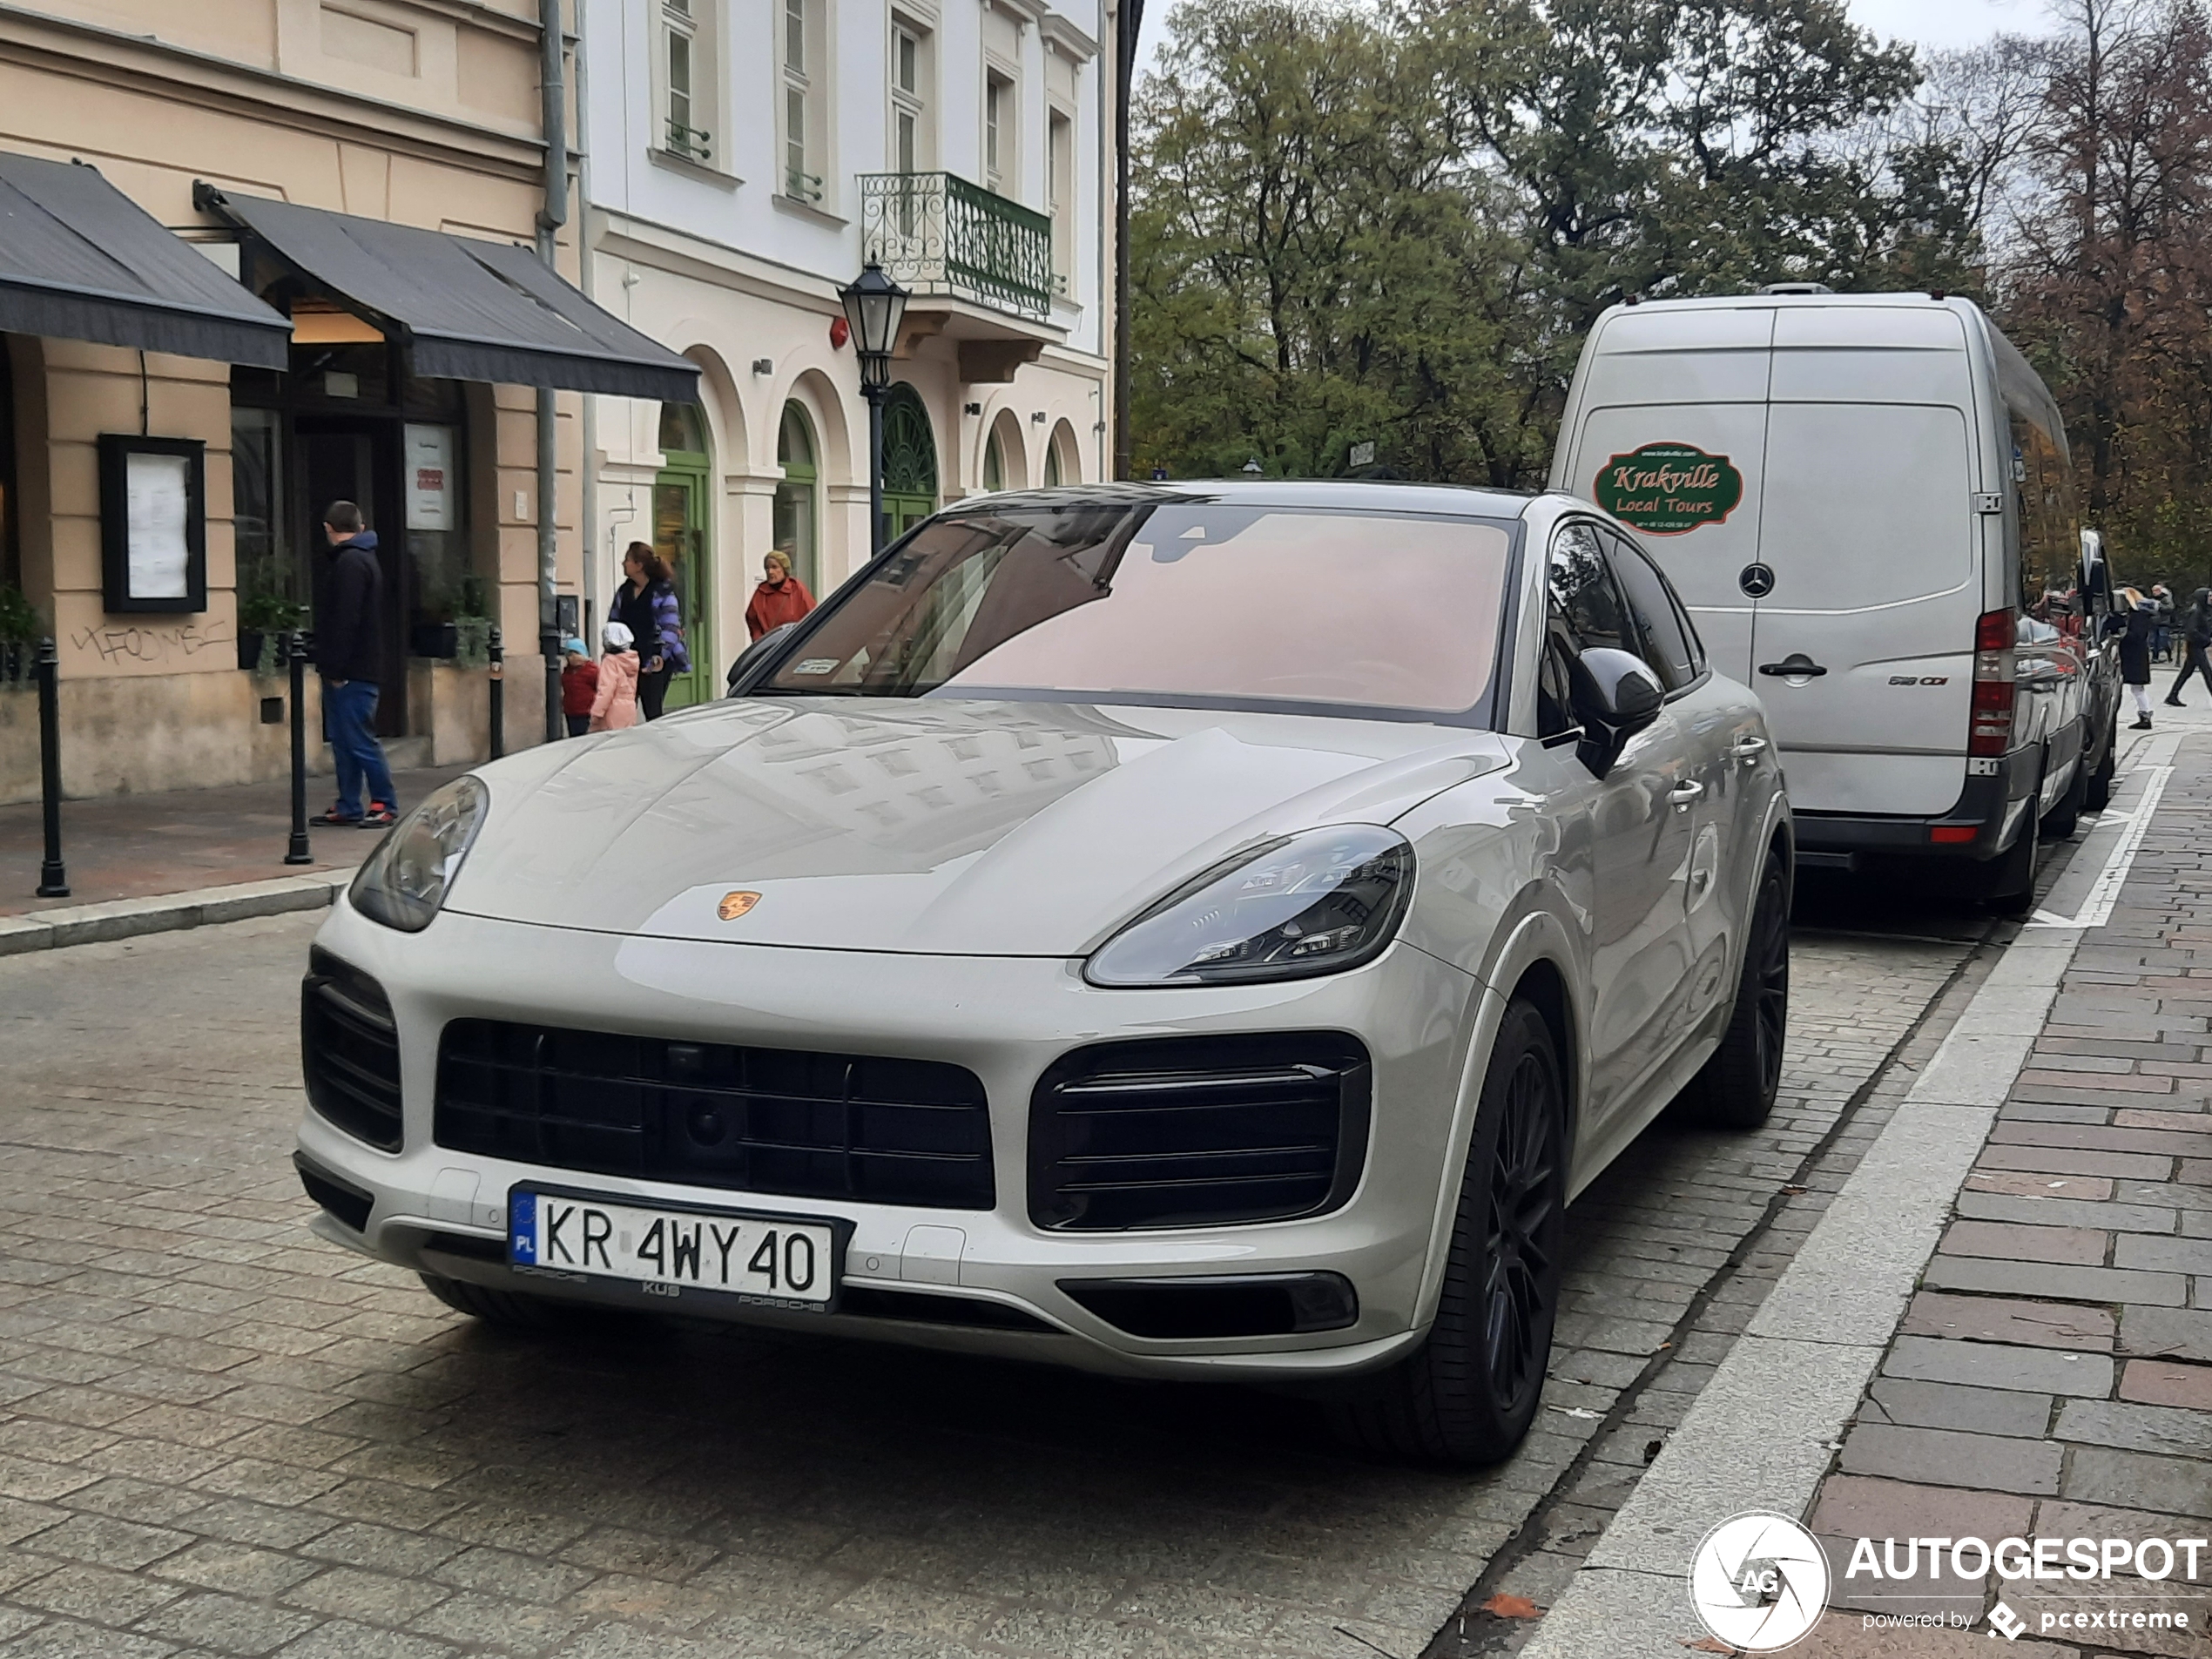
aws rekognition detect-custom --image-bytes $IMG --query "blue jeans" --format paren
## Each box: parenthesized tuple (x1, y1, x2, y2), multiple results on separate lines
(324, 679, 396, 819)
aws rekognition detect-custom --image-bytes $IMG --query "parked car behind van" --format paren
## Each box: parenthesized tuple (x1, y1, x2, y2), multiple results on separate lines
(1551, 289, 2116, 910)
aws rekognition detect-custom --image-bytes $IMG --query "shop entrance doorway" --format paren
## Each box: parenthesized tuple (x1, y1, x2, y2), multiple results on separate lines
(882, 383, 938, 540)
(654, 402, 713, 711)
(297, 419, 407, 737)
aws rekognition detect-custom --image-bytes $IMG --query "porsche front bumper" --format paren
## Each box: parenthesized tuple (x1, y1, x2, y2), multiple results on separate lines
(296, 899, 1490, 1384)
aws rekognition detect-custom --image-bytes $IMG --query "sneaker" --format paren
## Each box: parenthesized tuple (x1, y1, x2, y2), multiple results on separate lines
(309, 804, 360, 826)
(2133, 715, 2154, 729)
(359, 802, 400, 828)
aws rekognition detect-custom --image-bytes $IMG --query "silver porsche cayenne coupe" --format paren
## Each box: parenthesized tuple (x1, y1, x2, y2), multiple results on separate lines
(294, 481, 1790, 1464)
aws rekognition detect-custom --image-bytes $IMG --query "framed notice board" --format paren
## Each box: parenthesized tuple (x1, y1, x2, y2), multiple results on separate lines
(98, 434, 206, 613)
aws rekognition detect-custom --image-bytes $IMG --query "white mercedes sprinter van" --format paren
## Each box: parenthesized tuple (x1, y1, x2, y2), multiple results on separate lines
(1551, 290, 2108, 908)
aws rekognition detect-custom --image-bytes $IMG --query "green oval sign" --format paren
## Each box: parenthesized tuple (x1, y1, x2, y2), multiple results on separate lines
(1594, 442, 1745, 536)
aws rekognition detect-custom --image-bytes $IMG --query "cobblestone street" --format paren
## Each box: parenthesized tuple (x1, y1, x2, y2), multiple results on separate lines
(0, 890, 1985, 1659)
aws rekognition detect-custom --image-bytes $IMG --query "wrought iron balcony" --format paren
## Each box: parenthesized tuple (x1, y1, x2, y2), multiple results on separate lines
(858, 172, 1054, 323)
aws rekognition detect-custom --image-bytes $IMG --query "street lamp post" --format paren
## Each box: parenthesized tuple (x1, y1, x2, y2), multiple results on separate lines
(840, 262, 910, 556)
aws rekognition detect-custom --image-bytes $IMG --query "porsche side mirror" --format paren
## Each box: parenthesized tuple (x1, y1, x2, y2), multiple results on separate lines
(1570, 646, 1664, 774)
(725, 623, 798, 695)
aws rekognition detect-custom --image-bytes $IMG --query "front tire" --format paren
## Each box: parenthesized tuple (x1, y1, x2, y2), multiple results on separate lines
(2084, 717, 2117, 813)
(1676, 853, 1790, 1130)
(1331, 1001, 1567, 1466)
(2042, 752, 2087, 839)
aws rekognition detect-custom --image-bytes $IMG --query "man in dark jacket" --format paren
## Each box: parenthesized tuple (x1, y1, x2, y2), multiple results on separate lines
(312, 501, 398, 827)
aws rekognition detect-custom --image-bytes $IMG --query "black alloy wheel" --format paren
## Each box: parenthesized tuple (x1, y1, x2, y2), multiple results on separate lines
(1481, 1047, 1561, 1416)
(1331, 1001, 1568, 1465)
(1676, 853, 1790, 1130)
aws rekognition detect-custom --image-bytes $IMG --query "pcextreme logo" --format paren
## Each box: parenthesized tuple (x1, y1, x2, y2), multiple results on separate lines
(1688, 1513, 1830, 1653)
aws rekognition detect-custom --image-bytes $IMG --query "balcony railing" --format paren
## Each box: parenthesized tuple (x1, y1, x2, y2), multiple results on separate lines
(858, 172, 1054, 323)
(664, 118, 711, 162)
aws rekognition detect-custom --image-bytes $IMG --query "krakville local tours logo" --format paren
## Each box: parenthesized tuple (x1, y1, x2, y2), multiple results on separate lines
(1593, 442, 1745, 536)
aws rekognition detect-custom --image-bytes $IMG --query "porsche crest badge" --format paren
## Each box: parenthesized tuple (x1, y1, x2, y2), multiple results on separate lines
(718, 891, 762, 921)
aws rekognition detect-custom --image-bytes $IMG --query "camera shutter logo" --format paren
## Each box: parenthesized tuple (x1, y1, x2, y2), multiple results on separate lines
(1688, 1512, 1830, 1653)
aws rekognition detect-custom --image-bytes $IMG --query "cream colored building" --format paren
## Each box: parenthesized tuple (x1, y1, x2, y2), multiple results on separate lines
(0, 0, 694, 803)
(578, 0, 1117, 705)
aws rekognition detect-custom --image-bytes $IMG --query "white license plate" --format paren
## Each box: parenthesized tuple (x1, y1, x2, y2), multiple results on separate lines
(507, 1188, 837, 1307)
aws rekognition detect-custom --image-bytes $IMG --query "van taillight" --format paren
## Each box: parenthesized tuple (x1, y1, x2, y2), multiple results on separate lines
(1969, 607, 2016, 758)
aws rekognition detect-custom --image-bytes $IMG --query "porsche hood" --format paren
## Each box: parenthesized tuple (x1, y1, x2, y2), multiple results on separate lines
(440, 698, 1511, 956)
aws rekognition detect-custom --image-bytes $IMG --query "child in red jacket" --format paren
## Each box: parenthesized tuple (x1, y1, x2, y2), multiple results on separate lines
(559, 637, 598, 737)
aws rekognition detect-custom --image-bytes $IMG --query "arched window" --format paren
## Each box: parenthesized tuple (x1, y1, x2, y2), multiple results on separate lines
(1042, 437, 1061, 488)
(982, 428, 1005, 493)
(774, 402, 819, 590)
(658, 400, 707, 455)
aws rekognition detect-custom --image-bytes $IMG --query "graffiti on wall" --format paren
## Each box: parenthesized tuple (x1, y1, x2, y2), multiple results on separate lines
(68, 621, 234, 668)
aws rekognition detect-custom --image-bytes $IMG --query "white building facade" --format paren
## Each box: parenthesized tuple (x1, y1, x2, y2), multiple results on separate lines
(578, 0, 1116, 706)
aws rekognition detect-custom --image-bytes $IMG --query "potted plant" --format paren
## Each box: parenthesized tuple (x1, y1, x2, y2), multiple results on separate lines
(0, 584, 42, 690)
(239, 591, 306, 676)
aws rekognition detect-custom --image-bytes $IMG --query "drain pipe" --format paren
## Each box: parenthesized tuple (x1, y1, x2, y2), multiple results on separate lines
(574, 0, 600, 652)
(536, 0, 570, 743)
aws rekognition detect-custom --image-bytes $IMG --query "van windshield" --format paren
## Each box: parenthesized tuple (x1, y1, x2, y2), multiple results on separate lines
(758, 501, 1515, 721)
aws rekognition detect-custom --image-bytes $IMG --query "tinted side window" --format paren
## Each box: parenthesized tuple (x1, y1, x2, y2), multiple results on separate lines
(2010, 404, 2079, 614)
(1548, 522, 1632, 653)
(1607, 532, 1699, 691)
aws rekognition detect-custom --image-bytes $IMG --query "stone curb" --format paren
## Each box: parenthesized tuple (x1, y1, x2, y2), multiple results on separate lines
(0, 872, 348, 955)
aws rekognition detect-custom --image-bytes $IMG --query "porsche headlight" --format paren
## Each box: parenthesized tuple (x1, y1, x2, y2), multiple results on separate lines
(347, 777, 489, 933)
(1086, 826, 1414, 988)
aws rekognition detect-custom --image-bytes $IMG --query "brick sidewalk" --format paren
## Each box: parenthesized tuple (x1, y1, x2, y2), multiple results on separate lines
(0, 765, 472, 918)
(1808, 730, 2212, 1655)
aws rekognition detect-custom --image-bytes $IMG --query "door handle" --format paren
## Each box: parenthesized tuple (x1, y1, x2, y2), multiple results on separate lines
(1668, 780, 1705, 809)
(1731, 736, 1769, 759)
(1757, 655, 1827, 678)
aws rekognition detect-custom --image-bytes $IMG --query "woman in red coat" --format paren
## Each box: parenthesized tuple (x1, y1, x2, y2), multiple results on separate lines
(745, 550, 816, 641)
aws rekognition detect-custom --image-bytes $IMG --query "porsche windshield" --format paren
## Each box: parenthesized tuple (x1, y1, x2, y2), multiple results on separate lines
(759, 501, 1516, 719)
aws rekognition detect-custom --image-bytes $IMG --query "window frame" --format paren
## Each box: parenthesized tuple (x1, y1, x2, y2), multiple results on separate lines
(781, 0, 825, 202)
(889, 15, 931, 173)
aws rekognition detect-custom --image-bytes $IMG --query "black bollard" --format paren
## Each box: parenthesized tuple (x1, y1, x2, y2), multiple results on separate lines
(284, 631, 313, 866)
(488, 625, 504, 760)
(34, 637, 67, 898)
(541, 625, 563, 745)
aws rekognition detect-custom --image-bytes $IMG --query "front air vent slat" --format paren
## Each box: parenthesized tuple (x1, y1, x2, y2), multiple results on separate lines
(1028, 1035, 1369, 1231)
(300, 950, 403, 1152)
(435, 1020, 994, 1210)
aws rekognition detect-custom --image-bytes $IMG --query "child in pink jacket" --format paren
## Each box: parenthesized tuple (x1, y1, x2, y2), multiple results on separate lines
(590, 621, 641, 732)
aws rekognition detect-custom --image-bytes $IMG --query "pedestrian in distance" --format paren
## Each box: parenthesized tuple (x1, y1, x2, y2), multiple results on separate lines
(558, 637, 597, 738)
(2153, 583, 2176, 662)
(2166, 586, 2212, 707)
(610, 542, 688, 721)
(746, 548, 816, 642)
(589, 621, 641, 732)
(2120, 587, 2158, 728)
(309, 500, 398, 828)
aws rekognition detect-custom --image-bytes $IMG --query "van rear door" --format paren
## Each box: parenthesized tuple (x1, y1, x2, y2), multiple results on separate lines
(1561, 307, 1775, 686)
(1749, 308, 1981, 818)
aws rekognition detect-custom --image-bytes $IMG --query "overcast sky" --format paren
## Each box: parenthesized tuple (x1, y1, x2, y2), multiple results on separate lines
(1131, 0, 2054, 79)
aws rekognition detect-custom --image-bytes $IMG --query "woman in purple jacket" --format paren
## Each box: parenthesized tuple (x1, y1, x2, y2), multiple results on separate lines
(610, 543, 689, 720)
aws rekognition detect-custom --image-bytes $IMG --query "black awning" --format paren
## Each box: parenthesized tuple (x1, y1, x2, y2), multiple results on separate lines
(0, 153, 289, 366)
(197, 186, 700, 402)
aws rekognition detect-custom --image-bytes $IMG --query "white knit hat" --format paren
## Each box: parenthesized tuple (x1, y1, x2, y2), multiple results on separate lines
(603, 620, 635, 651)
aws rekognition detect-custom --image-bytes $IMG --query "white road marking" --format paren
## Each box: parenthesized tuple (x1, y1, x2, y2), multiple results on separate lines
(2027, 763, 2174, 929)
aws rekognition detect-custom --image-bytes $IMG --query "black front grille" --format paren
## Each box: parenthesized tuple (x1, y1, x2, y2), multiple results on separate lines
(1028, 1034, 1370, 1231)
(301, 949, 403, 1151)
(435, 1022, 995, 1210)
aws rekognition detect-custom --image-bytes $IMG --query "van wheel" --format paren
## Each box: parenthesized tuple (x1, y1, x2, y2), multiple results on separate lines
(1676, 854, 1790, 1130)
(1329, 1001, 1566, 1466)
(2084, 718, 2117, 813)
(2042, 754, 2087, 840)
(1984, 767, 2043, 916)
(419, 1272, 574, 1331)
